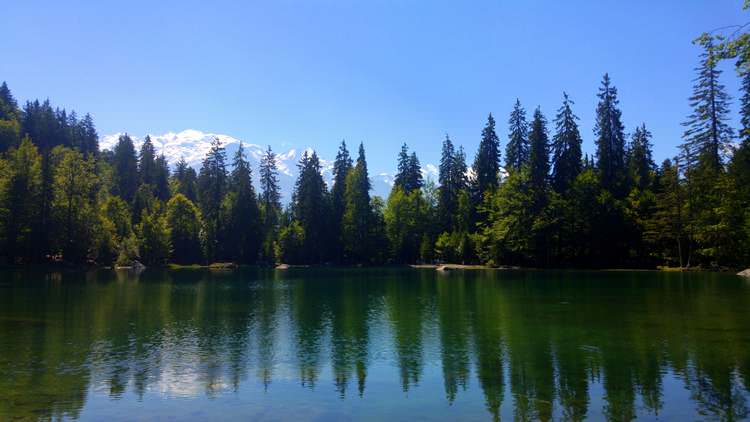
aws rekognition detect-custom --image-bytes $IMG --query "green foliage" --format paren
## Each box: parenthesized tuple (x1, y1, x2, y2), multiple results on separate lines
(165, 193, 204, 264)
(1, 137, 42, 261)
(137, 209, 171, 266)
(51, 146, 100, 263)
(276, 220, 305, 264)
(342, 144, 374, 263)
(384, 187, 427, 263)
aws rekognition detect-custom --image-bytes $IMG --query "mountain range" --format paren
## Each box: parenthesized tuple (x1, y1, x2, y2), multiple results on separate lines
(101, 129, 438, 202)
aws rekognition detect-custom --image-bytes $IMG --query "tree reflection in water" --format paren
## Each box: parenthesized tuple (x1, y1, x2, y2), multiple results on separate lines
(0, 268, 748, 421)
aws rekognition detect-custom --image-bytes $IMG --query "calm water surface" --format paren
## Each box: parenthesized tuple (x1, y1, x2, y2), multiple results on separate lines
(1, 268, 749, 421)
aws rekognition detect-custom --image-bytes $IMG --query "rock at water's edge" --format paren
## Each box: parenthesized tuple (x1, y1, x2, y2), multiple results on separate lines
(738, 269, 750, 277)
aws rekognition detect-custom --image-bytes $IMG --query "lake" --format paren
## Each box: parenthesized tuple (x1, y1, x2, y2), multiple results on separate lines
(1, 268, 749, 421)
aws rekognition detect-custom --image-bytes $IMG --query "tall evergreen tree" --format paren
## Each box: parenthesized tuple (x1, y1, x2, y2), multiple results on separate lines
(506, 99, 529, 173)
(154, 154, 171, 201)
(393, 143, 423, 193)
(627, 124, 655, 191)
(681, 38, 734, 170)
(331, 140, 353, 261)
(112, 134, 138, 203)
(0, 81, 20, 152)
(173, 157, 198, 202)
(292, 151, 329, 263)
(138, 135, 157, 186)
(259, 146, 281, 262)
(551, 93, 583, 193)
(528, 107, 550, 195)
(226, 142, 261, 263)
(197, 137, 228, 261)
(342, 143, 373, 263)
(594, 73, 628, 197)
(472, 113, 501, 199)
(438, 134, 457, 232)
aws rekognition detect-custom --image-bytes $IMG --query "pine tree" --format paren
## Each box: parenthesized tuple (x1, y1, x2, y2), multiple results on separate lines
(173, 157, 198, 202)
(226, 142, 262, 263)
(79, 113, 99, 156)
(438, 134, 457, 232)
(551, 93, 583, 193)
(112, 134, 138, 203)
(594, 73, 627, 197)
(342, 143, 373, 263)
(528, 107, 550, 195)
(393, 143, 423, 193)
(506, 99, 529, 173)
(0, 81, 20, 152)
(331, 140, 353, 261)
(681, 38, 734, 171)
(197, 137, 228, 261)
(259, 146, 281, 262)
(154, 154, 171, 201)
(472, 113, 501, 199)
(138, 135, 157, 187)
(292, 151, 329, 263)
(627, 124, 655, 191)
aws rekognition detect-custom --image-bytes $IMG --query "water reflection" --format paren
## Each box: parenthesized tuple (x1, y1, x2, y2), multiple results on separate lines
(1, 268, 749, 421)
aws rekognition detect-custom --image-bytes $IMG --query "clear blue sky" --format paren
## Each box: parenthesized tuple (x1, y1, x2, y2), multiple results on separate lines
(1, 0, 745, 172)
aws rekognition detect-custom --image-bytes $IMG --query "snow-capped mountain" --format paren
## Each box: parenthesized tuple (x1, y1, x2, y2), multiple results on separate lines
(101, 129, 398, 201)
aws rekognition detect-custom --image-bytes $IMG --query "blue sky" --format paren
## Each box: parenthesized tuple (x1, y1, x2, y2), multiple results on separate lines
(1, 0, 745, 173)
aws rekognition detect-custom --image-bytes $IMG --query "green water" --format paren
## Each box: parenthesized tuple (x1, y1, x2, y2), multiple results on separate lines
(1, 268, 749, 421)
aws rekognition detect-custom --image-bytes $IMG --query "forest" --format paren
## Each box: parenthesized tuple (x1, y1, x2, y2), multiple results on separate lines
(0, 36, 748, 270)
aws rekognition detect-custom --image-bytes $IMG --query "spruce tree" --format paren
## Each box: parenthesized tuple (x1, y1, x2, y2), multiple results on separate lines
(226, 142, 261, 263)
(112, 134, 138, 203)
(438, 134, 457, 232)
(393, 143, 423, 193)
(173, 157, 198, 202)
(627, 124, 655, 191)
(594, 74, 627, 197)
(681, 38, 734, 171)
(292, 151, 329, 263)
(197, 137, 228, 261)
(331, 140, 353, 261)
(472, 113, 501, 199)
(0, 81, 20, 152)
(528, 107, 550, 194)
(342, 143, 373, 263)
(154, 154, 171, 201)
(506, 99, 529, 173)
(259, 145, 281, 229)
(138, 135, 157, 187)
(551, 93, 583, 193)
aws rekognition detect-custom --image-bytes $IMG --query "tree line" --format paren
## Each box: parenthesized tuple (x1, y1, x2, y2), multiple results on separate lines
(0, 37, 748, 268)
